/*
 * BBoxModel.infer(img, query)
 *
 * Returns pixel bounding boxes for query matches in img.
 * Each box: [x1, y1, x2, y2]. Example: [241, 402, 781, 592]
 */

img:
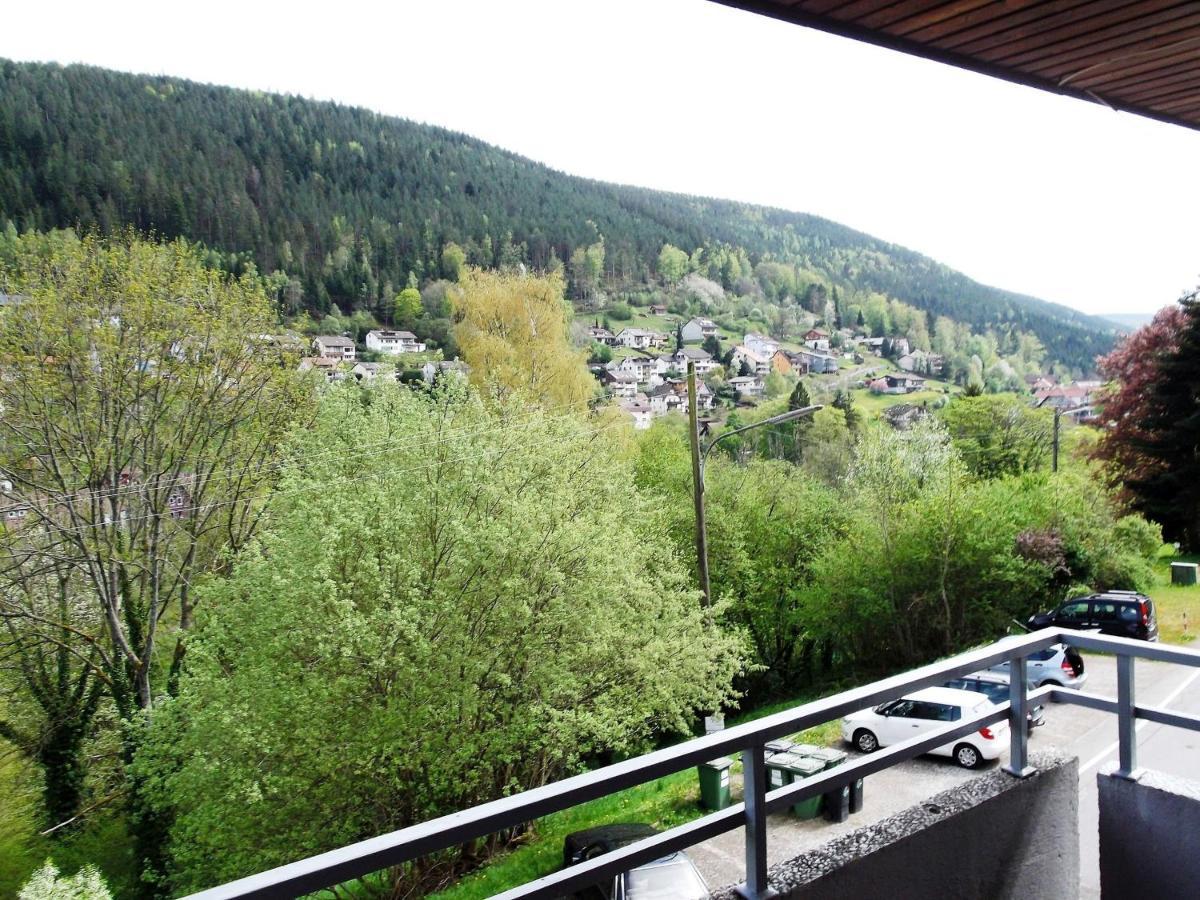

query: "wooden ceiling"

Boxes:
[711, 1, 1200, 131]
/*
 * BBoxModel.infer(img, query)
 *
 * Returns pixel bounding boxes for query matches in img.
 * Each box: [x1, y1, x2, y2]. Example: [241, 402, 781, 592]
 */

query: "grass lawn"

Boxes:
[1147, 552, 1200, 645]
[427, 700, 842, 899]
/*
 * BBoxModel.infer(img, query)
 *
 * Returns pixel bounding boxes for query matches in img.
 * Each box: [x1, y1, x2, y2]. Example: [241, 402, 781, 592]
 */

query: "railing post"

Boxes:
[736, 744, 777, 900]
[1004, 653, 1035, 777]
[1116, 653, 1142, 780]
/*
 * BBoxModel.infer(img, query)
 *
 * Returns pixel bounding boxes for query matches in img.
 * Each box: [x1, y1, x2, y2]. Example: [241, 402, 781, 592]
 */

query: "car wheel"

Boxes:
[954, 743, 981, 769]
[854, 729, 879, 753]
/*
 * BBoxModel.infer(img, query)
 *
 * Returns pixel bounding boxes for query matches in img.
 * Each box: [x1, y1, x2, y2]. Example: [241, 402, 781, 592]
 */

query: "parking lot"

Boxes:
[688, 649, 1200, 895]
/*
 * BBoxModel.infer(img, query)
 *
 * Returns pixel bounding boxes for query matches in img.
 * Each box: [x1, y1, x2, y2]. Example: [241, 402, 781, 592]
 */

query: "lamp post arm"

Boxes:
[701, 404, 823, 472]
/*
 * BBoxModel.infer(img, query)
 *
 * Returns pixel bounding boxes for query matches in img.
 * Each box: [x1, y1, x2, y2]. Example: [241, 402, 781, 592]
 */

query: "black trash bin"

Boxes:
[849, 777, 864, 814]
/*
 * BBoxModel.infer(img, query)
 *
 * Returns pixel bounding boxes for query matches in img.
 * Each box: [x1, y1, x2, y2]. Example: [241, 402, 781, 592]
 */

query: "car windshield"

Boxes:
[626, 857, 708, 900]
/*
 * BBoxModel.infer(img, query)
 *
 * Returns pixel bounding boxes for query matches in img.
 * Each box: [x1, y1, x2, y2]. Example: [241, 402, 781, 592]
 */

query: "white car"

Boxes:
[841, 686, 1008, 769]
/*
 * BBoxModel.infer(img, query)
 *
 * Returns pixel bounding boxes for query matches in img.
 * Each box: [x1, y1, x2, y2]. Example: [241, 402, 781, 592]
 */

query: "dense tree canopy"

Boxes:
[145, 383, 744, 895]
[0, 59, 1114, 368]
[1094, 293, 1200, 547]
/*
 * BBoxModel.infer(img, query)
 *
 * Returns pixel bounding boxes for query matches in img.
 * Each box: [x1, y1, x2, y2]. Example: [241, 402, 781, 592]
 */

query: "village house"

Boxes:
[619, 398, 654, 431]
[299, 356, 345, 382]
[794, 347, 839, 374]
[771, 349, 811, 376]
[672, 347, 719, 376]
[861, 336, 886, 353]
[351, 362, 384, 381]
[610, 353, 668, 386]
[647, 378, 714, 414]
[897, 349, 944, 375]
[422, 360, 470, 385]
[366, 330, 426, 354]
[743, 332, 780, 358]
[597, 369, 639, 399]
[615, 328, 669, 350]
[312, 335, 356, 360]
[869, 373, 926, 395]
[648, 303, 668, 316]
[727, 375, 764, 399]
[729, 345, 771, 377]
[802, 328, 830, 351]
[587, 325, 617, 346]
[680, 317, 718, 343]
[1034, 382, 1099, 422]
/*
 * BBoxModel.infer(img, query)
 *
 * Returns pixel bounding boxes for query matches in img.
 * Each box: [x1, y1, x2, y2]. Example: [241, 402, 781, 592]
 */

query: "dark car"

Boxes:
[563, 824, 709, 900]
[943, 671, 1045, 734]
[1028, 590, 1158, 641]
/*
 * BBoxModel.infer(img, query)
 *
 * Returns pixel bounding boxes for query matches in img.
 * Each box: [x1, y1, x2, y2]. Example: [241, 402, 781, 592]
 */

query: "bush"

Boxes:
[18, 861, 111, 900]
[608, 303, 633, 321]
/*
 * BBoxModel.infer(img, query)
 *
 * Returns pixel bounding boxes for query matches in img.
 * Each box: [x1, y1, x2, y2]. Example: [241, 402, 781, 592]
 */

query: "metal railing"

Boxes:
[185, 629, 1200, 900]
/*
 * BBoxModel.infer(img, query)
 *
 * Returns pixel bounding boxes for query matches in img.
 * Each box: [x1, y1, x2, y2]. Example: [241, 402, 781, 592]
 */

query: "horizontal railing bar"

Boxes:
[1051, 686, 1200, 734]
[186, 630, 1063, 899]
[1060, 632, 1200, 666]
[490, 805, 744, 900]
[192, 630, 1200, 900]
[1050, 688, 1119, 715]
[496, 701, 1026, 899]
[762, 704, 1008, 815]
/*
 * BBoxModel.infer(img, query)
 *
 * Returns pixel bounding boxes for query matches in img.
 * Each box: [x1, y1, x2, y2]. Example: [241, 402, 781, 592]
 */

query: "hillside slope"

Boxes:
[0, 59, 1114, 367]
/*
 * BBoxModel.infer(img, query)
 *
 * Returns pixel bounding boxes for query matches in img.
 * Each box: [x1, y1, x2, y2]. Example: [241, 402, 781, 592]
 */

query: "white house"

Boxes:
[727, 375, 764, 398]
[611, 354, 668, 386]
[743, 332, 780, 358]
[351, 362, 383, 381]
[620, 399, 654, 430]
[647, 379, 714, 414]
[795, 348, 839, 374]
[680, 317, 718, 343]
[672, 347, 720, 376]
[802, 328, 830, 351]
[366, 330, 426, 354]
[422, 360, 470, 384]
[615, 328, 668, 350]
[730, 345, 771, 377]
[598, 369, 639, 399]
[312, 335, 356, 360]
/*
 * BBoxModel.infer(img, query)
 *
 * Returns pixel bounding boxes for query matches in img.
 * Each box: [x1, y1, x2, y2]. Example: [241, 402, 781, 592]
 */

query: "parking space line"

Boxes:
[1078, 666, 1200, 775]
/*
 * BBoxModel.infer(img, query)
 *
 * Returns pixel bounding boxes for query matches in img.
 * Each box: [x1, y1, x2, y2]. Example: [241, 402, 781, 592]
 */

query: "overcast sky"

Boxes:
[3, 0, 1198, 317]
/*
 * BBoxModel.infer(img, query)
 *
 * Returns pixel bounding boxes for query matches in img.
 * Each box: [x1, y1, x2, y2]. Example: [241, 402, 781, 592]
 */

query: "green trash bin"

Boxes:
[803, 747, 855, 822]
[698, 757, 733, 811]
[790, 743, 821, 757]
[781, 753, 825, 820]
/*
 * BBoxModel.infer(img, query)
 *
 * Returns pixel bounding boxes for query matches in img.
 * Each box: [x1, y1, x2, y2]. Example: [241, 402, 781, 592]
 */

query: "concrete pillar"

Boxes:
[1099, 766, 1200, 899]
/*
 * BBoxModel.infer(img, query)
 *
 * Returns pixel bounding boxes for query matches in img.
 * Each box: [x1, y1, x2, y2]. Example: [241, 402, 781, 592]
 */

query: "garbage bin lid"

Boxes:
[703, 756, 732, 769]
[790, 743, 821, 756]
[806, 746, 846, 759]
[787, 757, 825, 776]
[766, 751, 803, 768]
[765, 739, 796, 753]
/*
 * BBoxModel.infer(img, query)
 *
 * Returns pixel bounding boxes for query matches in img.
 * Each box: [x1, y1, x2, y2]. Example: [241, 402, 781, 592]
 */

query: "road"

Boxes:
[689, 647, 1200, 895]
[1043, 651, 1200, 897]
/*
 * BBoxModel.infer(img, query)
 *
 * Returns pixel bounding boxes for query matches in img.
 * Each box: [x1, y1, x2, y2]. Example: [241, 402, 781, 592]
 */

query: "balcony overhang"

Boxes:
[709, 1, 1200, 133]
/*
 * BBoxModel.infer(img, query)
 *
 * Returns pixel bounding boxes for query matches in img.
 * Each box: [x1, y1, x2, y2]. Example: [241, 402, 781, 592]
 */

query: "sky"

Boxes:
[2, 0, 1198, 318]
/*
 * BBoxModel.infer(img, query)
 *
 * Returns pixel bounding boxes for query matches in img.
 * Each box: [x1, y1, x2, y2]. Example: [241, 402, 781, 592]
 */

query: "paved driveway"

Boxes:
[689, 646, 1200, 895]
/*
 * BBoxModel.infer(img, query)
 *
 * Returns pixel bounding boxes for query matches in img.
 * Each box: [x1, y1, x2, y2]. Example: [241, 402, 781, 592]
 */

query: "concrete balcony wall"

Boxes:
[713, 751, 1078, 900]
[1099, 765, 1200, 899]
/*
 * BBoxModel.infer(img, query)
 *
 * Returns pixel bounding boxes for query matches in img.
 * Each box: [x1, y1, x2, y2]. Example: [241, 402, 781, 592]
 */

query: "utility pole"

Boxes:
[687, 361, 711, 605]
[1052, 407, 1061, 473]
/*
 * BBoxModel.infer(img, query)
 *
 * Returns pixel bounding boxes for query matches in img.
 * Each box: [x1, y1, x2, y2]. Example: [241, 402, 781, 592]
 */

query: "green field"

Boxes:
[1148, 553, 1200, 645]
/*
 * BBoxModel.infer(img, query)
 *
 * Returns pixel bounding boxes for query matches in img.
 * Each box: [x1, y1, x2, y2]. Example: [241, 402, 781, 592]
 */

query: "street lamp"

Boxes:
[686, 361, 821, 605]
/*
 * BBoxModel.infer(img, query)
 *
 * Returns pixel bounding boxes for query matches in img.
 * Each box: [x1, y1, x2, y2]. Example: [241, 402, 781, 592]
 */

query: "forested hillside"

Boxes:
[0, 59, 1114, 367]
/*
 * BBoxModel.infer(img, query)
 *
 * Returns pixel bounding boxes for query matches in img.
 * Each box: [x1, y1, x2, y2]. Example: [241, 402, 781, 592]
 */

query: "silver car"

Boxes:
[988, 642, 1086, 689]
